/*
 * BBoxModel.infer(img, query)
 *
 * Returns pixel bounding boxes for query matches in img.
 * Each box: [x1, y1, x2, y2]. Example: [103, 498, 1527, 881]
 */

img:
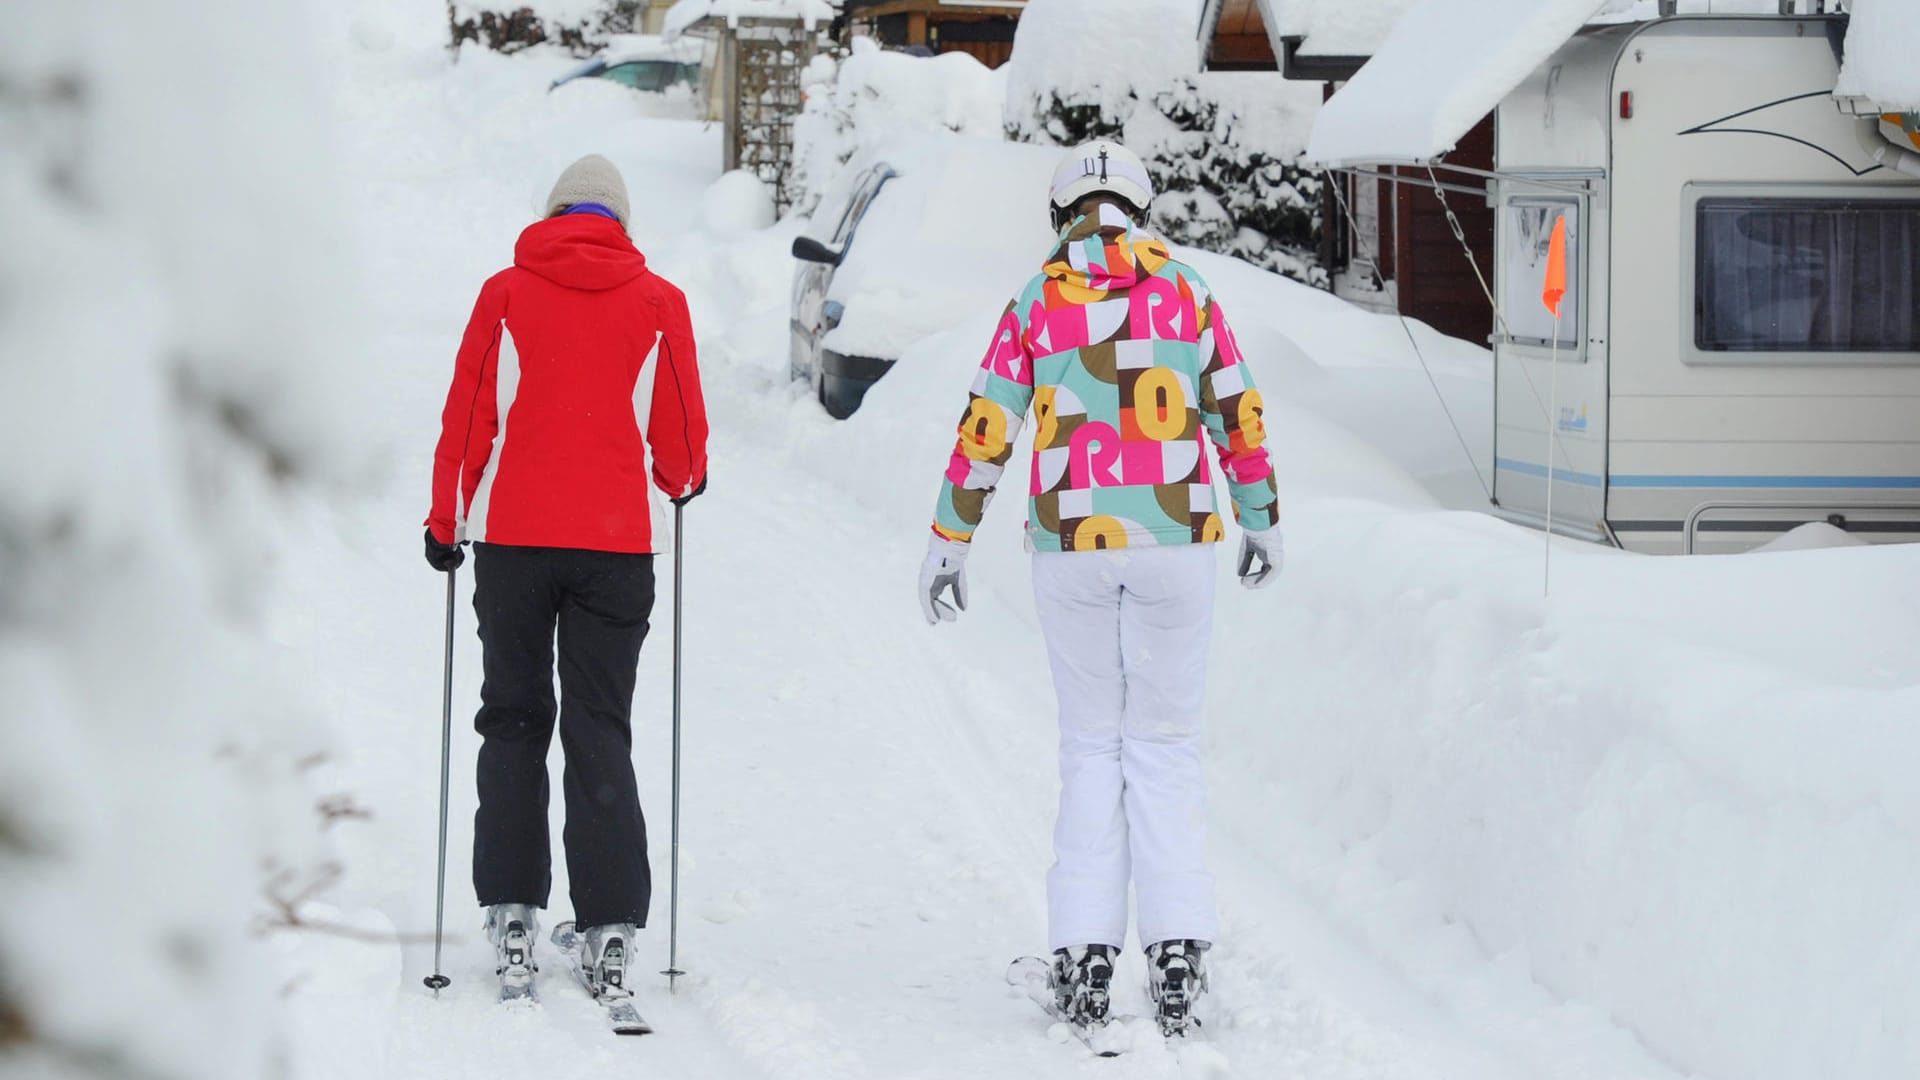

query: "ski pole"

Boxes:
[424, 566, 456, 995]
[663, 502, 687, 990]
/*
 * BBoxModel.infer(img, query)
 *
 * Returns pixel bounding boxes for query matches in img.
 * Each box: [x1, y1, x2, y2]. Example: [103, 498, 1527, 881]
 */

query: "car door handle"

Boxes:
[822, 301, 845, 330]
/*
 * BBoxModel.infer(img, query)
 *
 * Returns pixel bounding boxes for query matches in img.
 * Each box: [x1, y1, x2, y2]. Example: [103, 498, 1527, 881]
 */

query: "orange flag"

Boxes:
[1541, 214, 1568, 317]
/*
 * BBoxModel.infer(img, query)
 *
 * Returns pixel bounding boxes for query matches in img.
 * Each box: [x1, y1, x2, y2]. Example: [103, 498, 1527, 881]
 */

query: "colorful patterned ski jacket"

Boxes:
[931, 204, 1278, 552]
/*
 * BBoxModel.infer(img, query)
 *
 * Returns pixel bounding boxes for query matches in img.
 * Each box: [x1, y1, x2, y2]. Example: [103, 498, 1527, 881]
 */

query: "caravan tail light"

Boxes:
[1620, 91, 1634, 119]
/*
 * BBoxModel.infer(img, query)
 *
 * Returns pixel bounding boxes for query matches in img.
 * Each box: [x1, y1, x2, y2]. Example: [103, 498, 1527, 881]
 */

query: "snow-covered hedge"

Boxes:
[1, 1, 374, 1076]
[448, 0, 643, 55]
[1003, 0, 1326, 284]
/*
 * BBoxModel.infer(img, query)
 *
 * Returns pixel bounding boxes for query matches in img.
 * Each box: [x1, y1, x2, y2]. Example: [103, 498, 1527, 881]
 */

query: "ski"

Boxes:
[551, 921, 653, 1036]
[1006, 956, 1130, 1057]
[497, 972, 537, 1006]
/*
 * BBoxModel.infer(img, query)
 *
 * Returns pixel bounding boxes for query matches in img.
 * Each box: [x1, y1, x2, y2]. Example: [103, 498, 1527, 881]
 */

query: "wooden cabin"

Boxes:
[839, 0, 1025, 68]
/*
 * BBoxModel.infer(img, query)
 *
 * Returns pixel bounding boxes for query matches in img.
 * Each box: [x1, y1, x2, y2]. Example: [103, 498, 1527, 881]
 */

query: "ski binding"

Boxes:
[551, 921, 653, 1036]
[1007, 955, 1131, 1057]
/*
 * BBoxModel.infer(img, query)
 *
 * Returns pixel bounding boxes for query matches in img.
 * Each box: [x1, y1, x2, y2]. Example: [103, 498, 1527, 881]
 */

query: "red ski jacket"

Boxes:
[426, 214, 708, 554]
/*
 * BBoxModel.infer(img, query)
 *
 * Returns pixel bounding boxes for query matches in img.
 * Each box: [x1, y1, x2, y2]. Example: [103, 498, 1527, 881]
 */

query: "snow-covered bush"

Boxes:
[789, 39, 1009, 216]
[0, 2, 374, 1076]
[1002, 0, 1326, 283]
[1133, 77, 1326, 284]
[448, 0, 640, 55]
[1001, 0, 1201, 143]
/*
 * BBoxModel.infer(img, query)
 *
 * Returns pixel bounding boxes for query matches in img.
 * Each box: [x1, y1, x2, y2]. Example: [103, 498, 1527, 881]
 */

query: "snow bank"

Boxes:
[1753, 521, 1873, 552]
[799, 163, 1920, 1078]
[1306, 0, 1609, 165]
[790, 39, 1008, 215]
[1835, 0, 1920, 111]
[1003, 0, 1205, 140]
[703, 169, 777, 235]
[1210, 516, 1920, 1080]
[1, 0, 373, 1076]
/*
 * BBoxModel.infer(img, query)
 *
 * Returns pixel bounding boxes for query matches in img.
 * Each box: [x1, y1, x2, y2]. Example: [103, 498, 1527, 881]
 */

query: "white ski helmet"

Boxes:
[1048, 140, 1154, 220]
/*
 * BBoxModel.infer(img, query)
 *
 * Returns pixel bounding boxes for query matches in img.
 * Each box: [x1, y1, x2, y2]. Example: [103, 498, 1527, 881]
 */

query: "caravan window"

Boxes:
[1695, 198, 1920, 355]
[1500, 200, 1579, 350]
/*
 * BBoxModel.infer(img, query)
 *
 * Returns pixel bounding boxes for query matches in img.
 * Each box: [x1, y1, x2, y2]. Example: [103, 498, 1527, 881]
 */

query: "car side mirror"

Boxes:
[791, 236, 844, 266]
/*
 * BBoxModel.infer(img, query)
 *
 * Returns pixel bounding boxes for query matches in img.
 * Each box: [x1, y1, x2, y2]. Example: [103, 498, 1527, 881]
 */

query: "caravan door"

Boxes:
[1492, 183, 1610, 539]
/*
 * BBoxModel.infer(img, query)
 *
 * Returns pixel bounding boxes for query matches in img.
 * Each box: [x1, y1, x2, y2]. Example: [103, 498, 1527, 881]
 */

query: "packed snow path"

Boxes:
[266, 25, 1920, 1080]
[279, 414, 1678, 1079]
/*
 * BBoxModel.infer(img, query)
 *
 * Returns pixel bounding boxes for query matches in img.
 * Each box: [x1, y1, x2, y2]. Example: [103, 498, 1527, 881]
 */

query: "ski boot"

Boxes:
[581, 923, 638, 1001]
[1049, 944, 1117, 1028]
[485, 903, 539, 1003]
[1146, 939, 1210, 1037]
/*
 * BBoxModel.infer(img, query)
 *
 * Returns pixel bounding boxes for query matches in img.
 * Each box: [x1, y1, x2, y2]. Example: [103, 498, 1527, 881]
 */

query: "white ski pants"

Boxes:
[1032, 544, 1217, 952]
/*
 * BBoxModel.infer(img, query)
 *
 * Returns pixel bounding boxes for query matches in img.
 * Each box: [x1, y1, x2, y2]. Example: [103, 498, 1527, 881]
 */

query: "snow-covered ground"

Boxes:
[253, 7, 1920, 1080]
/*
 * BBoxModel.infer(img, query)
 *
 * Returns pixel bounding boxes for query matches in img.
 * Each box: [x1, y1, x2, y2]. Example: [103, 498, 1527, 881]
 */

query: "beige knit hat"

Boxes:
[545, 154, 630, 227]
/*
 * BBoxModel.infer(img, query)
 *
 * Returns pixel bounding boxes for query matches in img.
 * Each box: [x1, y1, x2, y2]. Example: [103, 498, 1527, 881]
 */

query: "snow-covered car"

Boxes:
[788, 135, 1058, 418]
[550, 36, 702, 94]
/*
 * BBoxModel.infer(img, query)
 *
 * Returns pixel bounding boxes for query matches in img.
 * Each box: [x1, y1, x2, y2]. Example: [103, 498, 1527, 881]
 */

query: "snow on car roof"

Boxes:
[597, 34, 704, 63]
[819, 135, 1059, 361]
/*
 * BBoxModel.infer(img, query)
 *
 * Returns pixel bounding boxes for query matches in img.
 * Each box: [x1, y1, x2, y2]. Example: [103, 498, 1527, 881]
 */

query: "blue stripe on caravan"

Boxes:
[1494, 457, 1605, 488]
[1609, 474, 1920, 489]
[1497, 458, 1920, 490]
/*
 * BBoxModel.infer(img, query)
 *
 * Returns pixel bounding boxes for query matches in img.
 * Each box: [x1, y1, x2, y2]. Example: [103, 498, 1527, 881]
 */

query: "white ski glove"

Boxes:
[1237, 526, 1283, 590]
[919, 535, 970, 624]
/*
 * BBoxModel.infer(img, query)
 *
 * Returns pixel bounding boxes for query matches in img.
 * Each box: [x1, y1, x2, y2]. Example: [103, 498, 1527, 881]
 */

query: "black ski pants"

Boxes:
[471, 542, 654, 929]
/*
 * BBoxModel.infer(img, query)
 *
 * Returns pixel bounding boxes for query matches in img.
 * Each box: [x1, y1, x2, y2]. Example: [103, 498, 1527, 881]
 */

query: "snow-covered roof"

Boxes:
[1268, 0, 1770, 63]
[663, 0, 836, 38]
[1306, 0, 1608, 166]
[1262, 0, 1422, 59]
[1834, 0, 1920, 113]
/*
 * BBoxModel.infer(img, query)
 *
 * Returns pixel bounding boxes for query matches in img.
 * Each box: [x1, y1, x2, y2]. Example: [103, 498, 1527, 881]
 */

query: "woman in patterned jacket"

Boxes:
[917, 140, 1282, 1040]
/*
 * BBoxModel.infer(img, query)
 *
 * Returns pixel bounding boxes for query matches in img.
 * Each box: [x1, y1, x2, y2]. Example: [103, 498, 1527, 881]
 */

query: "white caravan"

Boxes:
[1309, 4, 1920, 554]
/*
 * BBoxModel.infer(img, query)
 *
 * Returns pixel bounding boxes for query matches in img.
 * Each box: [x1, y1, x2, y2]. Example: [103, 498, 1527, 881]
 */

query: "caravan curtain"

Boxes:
[1696, 199, 1920, 354]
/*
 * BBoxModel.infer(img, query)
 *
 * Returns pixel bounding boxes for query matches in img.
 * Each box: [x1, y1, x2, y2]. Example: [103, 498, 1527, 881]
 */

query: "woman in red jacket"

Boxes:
[422, 154, 708, 1004]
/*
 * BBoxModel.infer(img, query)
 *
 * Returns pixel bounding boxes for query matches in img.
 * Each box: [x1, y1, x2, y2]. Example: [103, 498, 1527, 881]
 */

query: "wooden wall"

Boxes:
[1387, 116, 1496, 345]
[1207, 0, 1277, 70]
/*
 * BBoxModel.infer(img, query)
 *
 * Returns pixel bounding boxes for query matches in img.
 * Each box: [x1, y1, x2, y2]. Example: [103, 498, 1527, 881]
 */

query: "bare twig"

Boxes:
[315, 794, 373, 829]
[256, 862, 445, 946]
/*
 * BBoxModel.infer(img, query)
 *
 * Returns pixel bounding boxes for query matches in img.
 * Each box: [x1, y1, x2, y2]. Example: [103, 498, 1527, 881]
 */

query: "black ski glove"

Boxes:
[671, 473, 708, 507]
[424, 527, 465, 572]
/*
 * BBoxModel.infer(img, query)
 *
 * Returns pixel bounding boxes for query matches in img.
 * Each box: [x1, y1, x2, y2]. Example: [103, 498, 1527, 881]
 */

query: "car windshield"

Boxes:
[602, 61, 678, 92]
